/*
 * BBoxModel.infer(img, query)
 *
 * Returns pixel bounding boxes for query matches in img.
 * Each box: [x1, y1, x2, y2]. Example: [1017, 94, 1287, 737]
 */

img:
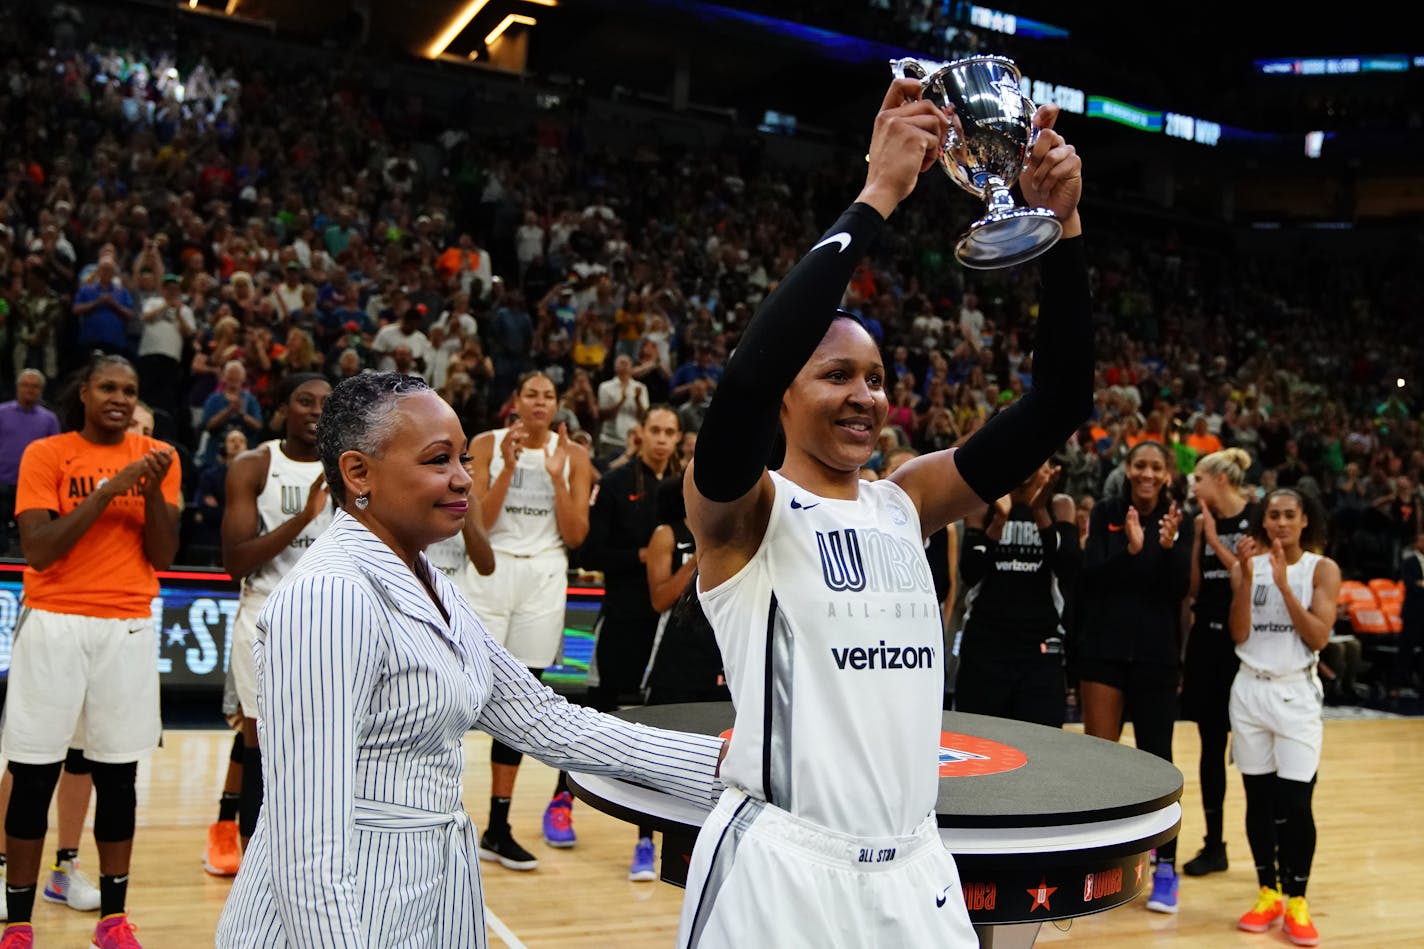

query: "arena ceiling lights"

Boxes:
[424, 0, 555, 62]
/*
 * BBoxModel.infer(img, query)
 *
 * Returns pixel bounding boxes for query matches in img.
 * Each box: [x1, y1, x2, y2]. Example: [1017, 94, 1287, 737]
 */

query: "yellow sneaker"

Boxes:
[1238, 886, 1284, 932]
[1284, 895, 1320, 946]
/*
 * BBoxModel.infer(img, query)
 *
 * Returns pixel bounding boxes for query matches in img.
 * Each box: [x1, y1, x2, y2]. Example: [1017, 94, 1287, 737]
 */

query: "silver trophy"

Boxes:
[891, 55, 1061, 269]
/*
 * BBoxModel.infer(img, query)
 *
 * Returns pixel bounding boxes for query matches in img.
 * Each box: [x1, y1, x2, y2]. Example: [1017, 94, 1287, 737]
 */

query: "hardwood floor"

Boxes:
[11, 717, 1422, 947]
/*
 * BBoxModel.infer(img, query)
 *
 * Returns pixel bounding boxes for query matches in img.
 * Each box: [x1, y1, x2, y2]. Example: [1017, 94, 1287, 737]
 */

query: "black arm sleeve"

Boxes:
[692, 202, 886, 502]
[953, 236, 1093, 503]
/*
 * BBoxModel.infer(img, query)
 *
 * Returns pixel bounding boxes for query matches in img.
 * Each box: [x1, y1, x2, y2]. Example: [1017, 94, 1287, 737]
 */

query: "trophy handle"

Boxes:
[891, 57, 930, 82]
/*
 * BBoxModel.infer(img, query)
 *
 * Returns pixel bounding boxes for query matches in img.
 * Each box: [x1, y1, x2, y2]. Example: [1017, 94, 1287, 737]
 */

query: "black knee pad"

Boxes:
[230, 731, 245, 765]
[240, 746, 263, 840]
[90, 761, 139, 842]
[490, 739, 523, 767]
[63, 748, 94, 775]
[5, 760, 63, 840]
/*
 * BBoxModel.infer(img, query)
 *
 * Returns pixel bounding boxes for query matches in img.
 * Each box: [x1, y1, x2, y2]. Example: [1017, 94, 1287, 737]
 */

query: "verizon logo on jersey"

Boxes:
[831, 640, 936, 671]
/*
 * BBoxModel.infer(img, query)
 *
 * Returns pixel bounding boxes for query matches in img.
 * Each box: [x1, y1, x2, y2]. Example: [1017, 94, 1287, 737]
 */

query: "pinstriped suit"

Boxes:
[216, 511, 723, 948]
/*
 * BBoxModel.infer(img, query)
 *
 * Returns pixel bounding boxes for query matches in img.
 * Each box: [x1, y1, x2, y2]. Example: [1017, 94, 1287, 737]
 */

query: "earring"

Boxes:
[354, 493, 370, 510]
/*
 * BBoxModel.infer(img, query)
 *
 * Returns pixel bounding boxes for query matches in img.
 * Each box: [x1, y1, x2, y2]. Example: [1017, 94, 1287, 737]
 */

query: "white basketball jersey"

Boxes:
[426, 530, 482, 604]
[699, 471, 942, 838]
[1236, 551, 1322, 675]
[485, 429, 569, 558]
[242, 442, 332, 597]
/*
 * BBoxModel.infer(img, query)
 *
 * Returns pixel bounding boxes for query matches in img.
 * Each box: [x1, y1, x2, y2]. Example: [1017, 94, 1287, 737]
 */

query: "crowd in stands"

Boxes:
[0, 2, 1421, 599]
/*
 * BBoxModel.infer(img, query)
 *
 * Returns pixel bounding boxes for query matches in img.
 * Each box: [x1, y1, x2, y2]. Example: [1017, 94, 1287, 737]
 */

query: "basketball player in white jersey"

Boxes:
[680, 79, 1091, 947]
[1229, 488, 1339, 946]
[220, 374, 333, 856]
[465, 371, 593, 868]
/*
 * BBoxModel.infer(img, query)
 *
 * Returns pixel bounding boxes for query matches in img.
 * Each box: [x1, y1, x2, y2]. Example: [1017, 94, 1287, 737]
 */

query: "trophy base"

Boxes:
[955, 209, 1062, 270]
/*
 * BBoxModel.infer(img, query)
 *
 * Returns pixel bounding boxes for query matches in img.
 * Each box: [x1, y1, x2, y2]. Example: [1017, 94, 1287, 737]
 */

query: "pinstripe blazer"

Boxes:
[216, 510, 723, 948]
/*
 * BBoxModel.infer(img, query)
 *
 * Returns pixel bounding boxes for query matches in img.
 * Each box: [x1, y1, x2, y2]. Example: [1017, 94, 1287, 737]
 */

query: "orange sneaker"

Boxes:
[204, 819, 242, 876]
[1284, 895, 1320, 946]
[1238, 886, 1285, 932]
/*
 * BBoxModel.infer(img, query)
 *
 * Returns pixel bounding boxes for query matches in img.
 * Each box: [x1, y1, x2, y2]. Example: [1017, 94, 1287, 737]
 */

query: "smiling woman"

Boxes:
[1076, 438, 1193, 911]
[678, 77, 1092, 947]
[5, 353, 182, 947]
[215, 371, 722, 948]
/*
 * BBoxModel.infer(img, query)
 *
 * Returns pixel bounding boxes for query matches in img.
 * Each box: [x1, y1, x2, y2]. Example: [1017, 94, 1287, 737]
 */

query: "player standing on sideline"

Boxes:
[678, 78, 1091, 946]
[954, 461, 1079, 727]
[1229, 488, 1338, 947]
[3, 354, 180, 949]
[217, 374, 333, 868]
[463, 371, 593, 868]
[1180, 448, 1259, 876]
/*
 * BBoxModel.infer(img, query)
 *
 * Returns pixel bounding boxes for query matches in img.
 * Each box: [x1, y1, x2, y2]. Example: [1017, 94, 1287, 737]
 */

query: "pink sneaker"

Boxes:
[1, 924, 34, 949]
[92, 913, 143, 949]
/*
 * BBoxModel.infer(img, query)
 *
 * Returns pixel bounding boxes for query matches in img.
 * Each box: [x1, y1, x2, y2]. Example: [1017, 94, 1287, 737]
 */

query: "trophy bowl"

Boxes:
[892, 54, 1061, 270]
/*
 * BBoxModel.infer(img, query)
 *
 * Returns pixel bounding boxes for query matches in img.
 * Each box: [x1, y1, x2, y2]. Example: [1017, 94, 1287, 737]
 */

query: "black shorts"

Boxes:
[1179, 619, 1239, 729]
[1076, 657, 1180, 694]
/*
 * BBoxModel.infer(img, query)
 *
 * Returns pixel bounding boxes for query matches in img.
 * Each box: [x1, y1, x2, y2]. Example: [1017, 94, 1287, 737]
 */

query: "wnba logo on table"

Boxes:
[938, 732, 1029, 777]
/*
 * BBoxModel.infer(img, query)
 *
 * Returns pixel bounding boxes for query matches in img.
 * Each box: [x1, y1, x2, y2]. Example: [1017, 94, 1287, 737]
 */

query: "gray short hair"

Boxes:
[317, 372, 431, 505]
[17, 368, 45, 386]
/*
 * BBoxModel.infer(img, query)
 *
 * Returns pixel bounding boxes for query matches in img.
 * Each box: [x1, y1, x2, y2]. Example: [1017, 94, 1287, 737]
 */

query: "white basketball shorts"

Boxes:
[1, 607, 161, 764]
[459, 550, 568, 669]
[677, 787, 978, 949]
[230, 587, 268, 717]
[1229, 666, 1324, 782]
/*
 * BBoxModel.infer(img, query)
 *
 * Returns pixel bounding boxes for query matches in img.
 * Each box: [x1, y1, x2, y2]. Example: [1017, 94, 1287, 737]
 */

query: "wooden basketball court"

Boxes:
[17, 716, 1423, 947]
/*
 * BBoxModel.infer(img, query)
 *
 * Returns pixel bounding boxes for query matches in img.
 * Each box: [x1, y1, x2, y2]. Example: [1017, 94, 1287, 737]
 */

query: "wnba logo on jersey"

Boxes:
[1253, 583, 1270, 607]
[280, 485, 304, 516]
[817, 529, 865, 592]
[815, 529, 934, 594]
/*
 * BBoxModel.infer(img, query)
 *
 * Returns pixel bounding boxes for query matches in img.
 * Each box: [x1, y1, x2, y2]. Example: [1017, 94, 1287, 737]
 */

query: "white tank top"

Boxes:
[242, 441, 332, 597]
[485, 429, 570, 558]
[1236, 550, 1322, 674]
[699, 471, 942, 837]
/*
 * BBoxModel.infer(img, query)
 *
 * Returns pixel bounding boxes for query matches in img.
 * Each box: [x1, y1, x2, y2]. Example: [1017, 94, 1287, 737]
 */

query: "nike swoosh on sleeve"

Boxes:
[810, 232, 852, 254]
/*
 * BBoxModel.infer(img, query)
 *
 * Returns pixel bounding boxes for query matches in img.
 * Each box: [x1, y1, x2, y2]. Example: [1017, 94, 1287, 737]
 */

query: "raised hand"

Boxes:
[140, 448, 174, 497]
[545, 423, 570, 478]
[1019, 104, 1083, 235]
[1027, 464, 1061, 509]
[501, 419, 527, 468]
[303, 472, 329, 522]
[1158, 500, 1182, 549]
[1269, 538, 1290, 590]
[1125, 506, 1144, 554]
[858, 77, 951, 217]
[1201, 505, 1218, 545]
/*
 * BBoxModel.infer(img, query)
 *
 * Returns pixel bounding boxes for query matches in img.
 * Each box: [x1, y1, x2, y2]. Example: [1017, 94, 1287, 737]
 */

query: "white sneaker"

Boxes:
[42, 857, 101, 912]
[1, 864, 8, 921]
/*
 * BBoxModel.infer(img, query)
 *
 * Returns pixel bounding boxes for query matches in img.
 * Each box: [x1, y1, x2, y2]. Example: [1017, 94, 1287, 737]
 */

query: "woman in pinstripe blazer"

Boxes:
[216, 373, 725, 949]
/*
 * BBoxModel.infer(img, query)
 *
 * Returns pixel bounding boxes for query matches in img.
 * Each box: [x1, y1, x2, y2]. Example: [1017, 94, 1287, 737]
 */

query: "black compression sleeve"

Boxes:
[953, 236, 1093, 503]
[693, 202, 886, 502]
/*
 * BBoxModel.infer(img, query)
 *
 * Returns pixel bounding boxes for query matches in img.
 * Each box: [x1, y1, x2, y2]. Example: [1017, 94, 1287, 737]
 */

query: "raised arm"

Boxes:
[891, 104, 1091, 536]
[222, 449, 328, 579]
[688, 77, 948, 587]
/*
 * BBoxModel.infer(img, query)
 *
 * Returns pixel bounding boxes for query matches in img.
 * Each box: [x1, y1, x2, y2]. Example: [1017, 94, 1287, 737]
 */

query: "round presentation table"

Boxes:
[568, 704, 1182, 948]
